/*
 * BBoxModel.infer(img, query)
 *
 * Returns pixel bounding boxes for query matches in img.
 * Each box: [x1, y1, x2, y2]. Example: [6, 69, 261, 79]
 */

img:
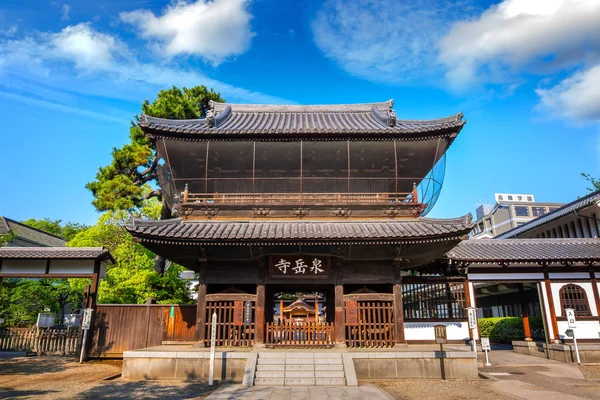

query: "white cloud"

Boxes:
[50, 23, 123, 70]
[311, 0, 475, 84]
[536, 65, 600, 122]
[438, 0, 600, 89]
[120, 0, 254, 64]
[61, 4, 70, 21]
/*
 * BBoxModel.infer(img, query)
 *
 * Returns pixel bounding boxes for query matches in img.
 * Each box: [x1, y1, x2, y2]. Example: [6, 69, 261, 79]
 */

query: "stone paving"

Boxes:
[206, 384, 394, 400]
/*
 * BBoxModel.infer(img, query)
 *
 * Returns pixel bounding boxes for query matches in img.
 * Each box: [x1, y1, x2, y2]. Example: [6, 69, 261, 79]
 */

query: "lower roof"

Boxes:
[127, 216, 474, 245]
[0, 217, 66, 247]
[447, 238, 600, 263]
[0, 247, 114, 262]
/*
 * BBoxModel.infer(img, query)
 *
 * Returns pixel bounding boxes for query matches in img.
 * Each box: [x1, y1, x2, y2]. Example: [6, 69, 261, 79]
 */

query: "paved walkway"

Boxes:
[206, 384, 393, 400]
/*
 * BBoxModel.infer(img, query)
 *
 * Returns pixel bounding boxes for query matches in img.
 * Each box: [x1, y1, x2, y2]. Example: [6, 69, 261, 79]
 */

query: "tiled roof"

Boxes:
[0, 217, 66, 247]
[447, 238, 600, 262]
[496, 190, 600, 239]
[0, 247, 113, 261]
[138, 100, 465, 139]
[127, 216, 474, 244]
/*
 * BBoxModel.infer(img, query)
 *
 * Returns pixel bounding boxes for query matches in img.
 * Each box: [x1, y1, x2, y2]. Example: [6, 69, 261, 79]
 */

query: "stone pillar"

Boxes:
[334, 262, 346, 347]
[194, 262, 208, 346]
[518, 283, 532, 341]
[393, 262, 405, 345]
[255, 264, 266, 346]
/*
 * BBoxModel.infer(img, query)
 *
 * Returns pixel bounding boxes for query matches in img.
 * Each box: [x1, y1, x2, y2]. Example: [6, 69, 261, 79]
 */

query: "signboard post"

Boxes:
[467, 307, 478, 354]
[208, 312, 217, 385]
[481, 337, 491, 366]
[565, 308, 580, 365]
[244, 301, 252, 326]
[79, 308, 93, 363]
[434, 324, 447, 380]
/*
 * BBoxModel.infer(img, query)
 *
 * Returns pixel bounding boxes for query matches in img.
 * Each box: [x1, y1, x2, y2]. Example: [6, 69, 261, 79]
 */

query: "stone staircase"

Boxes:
[254, 352, 346, 386]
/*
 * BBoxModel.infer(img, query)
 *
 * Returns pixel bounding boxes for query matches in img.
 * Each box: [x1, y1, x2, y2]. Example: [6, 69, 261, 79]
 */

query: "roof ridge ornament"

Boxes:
[207, 100, 216, 128]
[388, 99, 396, 127]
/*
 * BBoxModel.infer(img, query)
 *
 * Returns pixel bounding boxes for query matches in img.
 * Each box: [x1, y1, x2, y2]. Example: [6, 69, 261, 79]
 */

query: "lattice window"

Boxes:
[559, 284, 591, 317]
[402, 282, 466, 320]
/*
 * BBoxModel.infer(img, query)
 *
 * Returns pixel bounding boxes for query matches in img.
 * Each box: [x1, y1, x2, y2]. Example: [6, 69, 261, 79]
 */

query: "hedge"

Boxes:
[478, 317, 545, 344]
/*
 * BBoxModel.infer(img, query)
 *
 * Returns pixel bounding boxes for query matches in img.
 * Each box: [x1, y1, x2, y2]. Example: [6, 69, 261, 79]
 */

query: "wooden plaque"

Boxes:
[269, 255, 331, 279]
[345, 300, 359, 326]
[233, 301, 244, 326]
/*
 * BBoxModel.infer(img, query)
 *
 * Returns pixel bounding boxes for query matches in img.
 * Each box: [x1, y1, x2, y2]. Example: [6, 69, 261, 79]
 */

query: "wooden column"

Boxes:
[543, 269, 559, 342]
[393, 263, 405, 345]
[255, 264, 266, 346]
[334, 262, 346, 347]
[589, 266, 600, 319]
[314, 293, 319, 323]
[86, 259, 102, 309]
[194, 262, 208, 346]
[518, 283, 532, 341]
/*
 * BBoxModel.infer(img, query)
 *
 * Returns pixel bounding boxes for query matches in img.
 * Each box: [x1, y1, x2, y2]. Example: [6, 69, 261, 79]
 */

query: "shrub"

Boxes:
[478, 317, 545, 344]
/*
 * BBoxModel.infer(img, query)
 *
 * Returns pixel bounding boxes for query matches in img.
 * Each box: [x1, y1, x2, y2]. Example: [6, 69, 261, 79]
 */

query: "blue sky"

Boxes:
[1, 0, 599, 225]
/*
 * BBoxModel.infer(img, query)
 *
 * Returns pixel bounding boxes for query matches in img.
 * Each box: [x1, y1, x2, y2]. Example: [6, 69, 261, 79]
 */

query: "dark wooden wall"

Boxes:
[88, 304, 196, 358]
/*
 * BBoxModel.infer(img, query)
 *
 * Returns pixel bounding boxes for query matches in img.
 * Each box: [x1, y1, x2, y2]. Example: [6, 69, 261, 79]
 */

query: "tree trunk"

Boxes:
[153, 201, 172, 275]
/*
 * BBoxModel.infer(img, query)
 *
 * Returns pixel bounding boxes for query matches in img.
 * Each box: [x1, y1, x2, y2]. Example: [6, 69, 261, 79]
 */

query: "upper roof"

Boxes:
[127, 216, 473, 245]
[0, 247, 114, 262]
[0, 217, 67, 247]
[496, 190, 600, 239]
[447, 238, 600, 263]
[138, 100, 466, 140]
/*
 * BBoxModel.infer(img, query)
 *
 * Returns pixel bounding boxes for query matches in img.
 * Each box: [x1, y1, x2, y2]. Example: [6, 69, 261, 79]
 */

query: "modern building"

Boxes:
[471, 193, 564, 239]
[0, 216, 66, 247]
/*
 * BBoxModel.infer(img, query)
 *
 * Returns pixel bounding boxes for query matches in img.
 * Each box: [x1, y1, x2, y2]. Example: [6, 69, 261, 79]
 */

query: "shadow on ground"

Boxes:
[0, 357, 69, 375]
[0, 387, 60, 398]
[73, 381, 217, 399]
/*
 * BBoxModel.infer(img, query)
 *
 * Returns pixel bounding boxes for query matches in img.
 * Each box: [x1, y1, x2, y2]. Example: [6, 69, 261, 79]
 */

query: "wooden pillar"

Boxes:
[393, 263, 405, 345]
[543, 269, 559, 342]
[86, 259, 102, 309]
[279, 299, 284, 323]
[334, 262, 346, 347]
[194, 262, 208, 345]
[518, 283, 532, 341]
[464, 280, 473, 340]
[255, 264, 266, 346]
[314, 293, 319, 323]
[589, 266, 600, 319]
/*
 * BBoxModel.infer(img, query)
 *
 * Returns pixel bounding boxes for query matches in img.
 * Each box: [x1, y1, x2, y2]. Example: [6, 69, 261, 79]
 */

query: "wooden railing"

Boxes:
[266, 321, 334, 347]
[345, 301, 394, 348]
[184, 192, 416, 206]
[205, 300, 255, 347]
[0, 328, 81, 355]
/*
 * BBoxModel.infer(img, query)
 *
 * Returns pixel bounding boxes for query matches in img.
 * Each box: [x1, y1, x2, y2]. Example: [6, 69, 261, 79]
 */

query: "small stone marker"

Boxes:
[434, 324, 447, 380]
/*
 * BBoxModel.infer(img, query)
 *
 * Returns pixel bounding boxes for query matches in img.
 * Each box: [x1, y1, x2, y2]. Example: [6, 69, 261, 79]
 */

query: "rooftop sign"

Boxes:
[494, 193, 535, 203]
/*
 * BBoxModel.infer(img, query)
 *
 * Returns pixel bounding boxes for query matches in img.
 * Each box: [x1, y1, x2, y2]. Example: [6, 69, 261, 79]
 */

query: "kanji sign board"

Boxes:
[269, 255, 331, 279]
[82, 308, 93, 330]
[565, 308, 577, 329]
[481, 337, 491, 351]
[467, 308, 478, 330]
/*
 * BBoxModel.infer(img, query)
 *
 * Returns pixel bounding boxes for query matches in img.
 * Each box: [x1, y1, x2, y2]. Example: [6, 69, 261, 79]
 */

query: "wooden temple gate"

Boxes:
[203, 291, 256, 347]
[345, 290, 395, 347]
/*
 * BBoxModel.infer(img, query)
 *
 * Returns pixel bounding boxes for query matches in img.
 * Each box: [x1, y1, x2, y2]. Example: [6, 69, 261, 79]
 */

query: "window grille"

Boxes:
[402, 282, 466, 320]
[559, 284, 591, 317]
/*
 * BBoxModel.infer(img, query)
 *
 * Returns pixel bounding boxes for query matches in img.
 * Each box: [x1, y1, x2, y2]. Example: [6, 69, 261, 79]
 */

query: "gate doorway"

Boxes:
[265, 285, 334, 347]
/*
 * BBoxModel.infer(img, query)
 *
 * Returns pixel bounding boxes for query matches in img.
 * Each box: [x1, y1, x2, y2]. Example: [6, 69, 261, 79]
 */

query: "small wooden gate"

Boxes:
[204, 291, 256, 347]
[266, 321, 334, 347]
[344, 291, 394, 347]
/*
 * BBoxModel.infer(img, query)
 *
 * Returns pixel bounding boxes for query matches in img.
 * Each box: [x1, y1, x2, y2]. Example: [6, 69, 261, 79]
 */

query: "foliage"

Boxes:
[581, 173, 600, 192]
[478, 317, 545, 344]
[86, 85, 224, 213]
[21, 218, 88, 242]
[0, 232, 14, 247]
[68, 206, 193, 305]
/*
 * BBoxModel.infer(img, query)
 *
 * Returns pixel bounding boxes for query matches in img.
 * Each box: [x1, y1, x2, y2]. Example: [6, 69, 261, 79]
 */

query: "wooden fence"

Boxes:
[266, 321, 334, 347]
[204, 300, 255, 347]
[88, 304, 196, 358]
[345, 301, 394, 347]
[0, 328, 81, 355]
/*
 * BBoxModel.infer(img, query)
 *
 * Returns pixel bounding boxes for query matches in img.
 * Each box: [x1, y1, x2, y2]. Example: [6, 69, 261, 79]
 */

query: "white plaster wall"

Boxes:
[49, 259, 95, 275]
[559, 320, 600, 340]
[404, 322, 470, 341]
[468, 273, 544, 281]
[550, 282, 598, 317]
[0, 259, 46, 274]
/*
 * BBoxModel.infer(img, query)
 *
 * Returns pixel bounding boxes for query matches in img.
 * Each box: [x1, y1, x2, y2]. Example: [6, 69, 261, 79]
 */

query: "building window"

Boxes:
[403, 282, 466, 320]
[514, 206, 529, 217]
[559, 284, 591, 317]
[485, 218, 493, 232]
[549, 207, 559, 212]
[532, 207, 546, 217]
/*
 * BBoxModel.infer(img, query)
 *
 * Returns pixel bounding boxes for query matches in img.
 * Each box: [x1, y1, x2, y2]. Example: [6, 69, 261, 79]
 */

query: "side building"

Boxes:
[0, 216, 66, 247]
[471, 193, 563, 239]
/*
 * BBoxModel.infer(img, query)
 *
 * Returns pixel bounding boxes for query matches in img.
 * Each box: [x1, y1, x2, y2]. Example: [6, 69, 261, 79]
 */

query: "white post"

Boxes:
[208, 312, 217, 385]
[572, 329, 581, 365]
[484, 349, 491, 366]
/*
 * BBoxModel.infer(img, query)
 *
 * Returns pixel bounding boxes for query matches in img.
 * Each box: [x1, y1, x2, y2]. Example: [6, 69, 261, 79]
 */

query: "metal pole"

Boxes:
[79, 328, 87, 363]
[440, 343, 446, 380]
[573, 330, 581, 365]
[484, 349, 491, 367]
[208, 312, 217, 385]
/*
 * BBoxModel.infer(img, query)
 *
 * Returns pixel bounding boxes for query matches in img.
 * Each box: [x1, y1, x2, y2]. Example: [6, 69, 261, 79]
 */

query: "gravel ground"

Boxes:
[374, 379, 513, 400]
[0, 356, 218, 399]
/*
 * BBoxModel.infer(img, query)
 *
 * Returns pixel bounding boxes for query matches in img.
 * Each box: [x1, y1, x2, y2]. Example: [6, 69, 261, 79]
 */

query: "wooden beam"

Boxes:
[334, 262, 345, 347]
[543, 269, 559, 342]
[393, 264, 405, 345]
[518, 283, 532, 341]
[195, 263, 208, 345]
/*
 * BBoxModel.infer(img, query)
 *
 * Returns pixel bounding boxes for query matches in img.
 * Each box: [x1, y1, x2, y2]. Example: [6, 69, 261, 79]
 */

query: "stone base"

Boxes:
[512, 340, 600, 363]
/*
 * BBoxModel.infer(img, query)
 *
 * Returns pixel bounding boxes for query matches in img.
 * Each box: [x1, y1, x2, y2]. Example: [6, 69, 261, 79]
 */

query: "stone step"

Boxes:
[315, 364, 343, 371]
[284, 364, 315, 371]
[311, 358, 343, 365]
[315, 371, 345, 378]
[285, 378, 315, 386]
[256, 364, 285, 371]
[254, 378, 285, 386]
[316, 378, 346, 386]
[255, 371, 285, 378]
[257, 358, 285, 365]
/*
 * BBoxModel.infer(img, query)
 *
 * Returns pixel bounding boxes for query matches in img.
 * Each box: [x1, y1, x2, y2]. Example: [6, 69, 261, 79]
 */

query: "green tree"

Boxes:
[86, 85, 224, 274]
[21, 218, 88, 241]
[581, 173, 600, 192]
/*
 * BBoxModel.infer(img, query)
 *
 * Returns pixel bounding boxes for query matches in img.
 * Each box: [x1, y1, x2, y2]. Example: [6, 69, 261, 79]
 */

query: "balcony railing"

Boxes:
[183, 192, 418, 206]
